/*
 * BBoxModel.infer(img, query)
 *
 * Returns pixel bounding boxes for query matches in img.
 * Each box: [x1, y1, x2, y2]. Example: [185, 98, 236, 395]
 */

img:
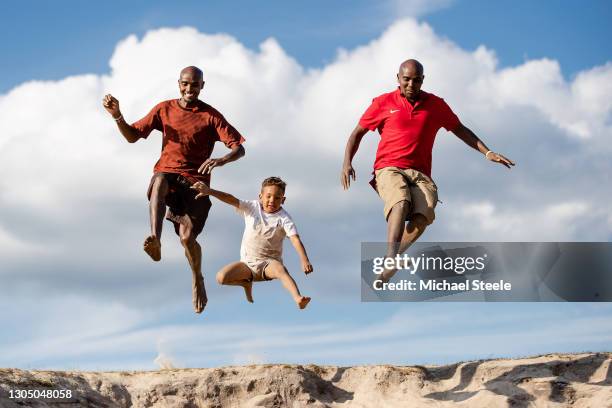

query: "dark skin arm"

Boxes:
[102, 94, 141, 143]
[103, 93, 246, 168]
[452, 123, 515, 169]
[191, 182, 240, 207]
[198, 144, 245, 174]
[341, 124, 369, 189]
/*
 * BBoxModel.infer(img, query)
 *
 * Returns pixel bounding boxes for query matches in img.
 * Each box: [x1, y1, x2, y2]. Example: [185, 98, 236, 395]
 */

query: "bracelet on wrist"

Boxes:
[113, 114, 123, 122]
[485, 150, 493, 159]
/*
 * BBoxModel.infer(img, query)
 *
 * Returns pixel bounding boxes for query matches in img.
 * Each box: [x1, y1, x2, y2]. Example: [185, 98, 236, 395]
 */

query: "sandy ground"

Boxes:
[0, 352, 610, 407]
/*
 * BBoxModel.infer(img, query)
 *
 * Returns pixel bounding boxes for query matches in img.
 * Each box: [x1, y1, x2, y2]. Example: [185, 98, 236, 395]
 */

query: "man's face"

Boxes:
[178, 71, 204, 104]
[259, 185, 285, 213]
[397, 65, 424, 100]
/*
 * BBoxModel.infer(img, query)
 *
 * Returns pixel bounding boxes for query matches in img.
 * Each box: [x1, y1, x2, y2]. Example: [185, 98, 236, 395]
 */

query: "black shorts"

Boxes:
[147, 173, 212, 237]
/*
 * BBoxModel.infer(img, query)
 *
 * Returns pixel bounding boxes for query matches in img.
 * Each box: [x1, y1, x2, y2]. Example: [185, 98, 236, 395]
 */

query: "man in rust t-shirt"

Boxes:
[103, 66, 245, 314]
[341, 59, 514, 283]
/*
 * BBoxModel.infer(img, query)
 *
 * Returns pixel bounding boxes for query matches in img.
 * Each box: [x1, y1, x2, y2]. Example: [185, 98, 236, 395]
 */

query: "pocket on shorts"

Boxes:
[375, 167, 410, 200]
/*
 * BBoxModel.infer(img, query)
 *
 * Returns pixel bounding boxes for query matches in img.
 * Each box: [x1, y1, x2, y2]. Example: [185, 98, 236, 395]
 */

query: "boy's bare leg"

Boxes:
[216, 262, 255, 303]
[179, 224, 206, 314]
[145, 174, 168, 262]
[380, 213, 429, 283]
[264, 260, 310, 309]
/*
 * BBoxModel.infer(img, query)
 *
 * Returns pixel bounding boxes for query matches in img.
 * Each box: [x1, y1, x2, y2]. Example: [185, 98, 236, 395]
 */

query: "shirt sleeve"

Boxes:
[212, 113, 245, 149]
[358, 97, 384, 131]
[283, 215, 298, 237]
[236, 199, 256, 217]
[438, 98, 461, 132]
[131, 102, 164, 139]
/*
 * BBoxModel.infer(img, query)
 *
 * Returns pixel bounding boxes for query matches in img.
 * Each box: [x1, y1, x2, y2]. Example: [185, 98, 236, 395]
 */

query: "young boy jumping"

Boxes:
[191, 177, 313, 309]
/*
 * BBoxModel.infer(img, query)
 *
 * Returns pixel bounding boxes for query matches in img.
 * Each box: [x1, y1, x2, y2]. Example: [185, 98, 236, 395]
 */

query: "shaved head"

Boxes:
[178, 66, 205, 107]
[180, 66, 204, 82]
[398, 59, 424, 75]
[397, 59, 425, 102]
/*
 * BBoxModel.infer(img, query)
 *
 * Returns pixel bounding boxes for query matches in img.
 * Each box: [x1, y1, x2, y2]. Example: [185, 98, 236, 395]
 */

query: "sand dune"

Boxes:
[1, 353, 610, 407]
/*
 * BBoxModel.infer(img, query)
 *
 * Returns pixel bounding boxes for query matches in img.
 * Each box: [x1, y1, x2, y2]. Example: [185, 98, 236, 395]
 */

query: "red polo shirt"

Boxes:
[132, 99, 245, 184]
[359, 89, 460, 177]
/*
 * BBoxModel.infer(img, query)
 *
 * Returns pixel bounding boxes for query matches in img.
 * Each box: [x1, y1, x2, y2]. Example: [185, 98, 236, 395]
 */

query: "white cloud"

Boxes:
[0, 226, 51, 259]
[0, 19, 609, 281]
[0, 19, 611, 368]
[477, 59, 612, 140]
[445, 200, 604, 241]
[1, 19, 610, 245]
[4, 302, 611, 369]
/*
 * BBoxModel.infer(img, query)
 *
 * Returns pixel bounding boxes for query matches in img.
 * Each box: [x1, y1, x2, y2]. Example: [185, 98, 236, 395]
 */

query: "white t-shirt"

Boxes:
[237, 200, 298, 263]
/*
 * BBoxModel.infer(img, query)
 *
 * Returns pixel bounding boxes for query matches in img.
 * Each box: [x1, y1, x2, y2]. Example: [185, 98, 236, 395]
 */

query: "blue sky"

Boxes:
[1, 1, 611, 370]
[2, 0, 610, 93]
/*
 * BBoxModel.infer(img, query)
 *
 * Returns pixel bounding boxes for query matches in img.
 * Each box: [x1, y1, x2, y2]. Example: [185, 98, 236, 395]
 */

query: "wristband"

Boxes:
[113, 115, 123, 122]
[485, 150, 493, 159]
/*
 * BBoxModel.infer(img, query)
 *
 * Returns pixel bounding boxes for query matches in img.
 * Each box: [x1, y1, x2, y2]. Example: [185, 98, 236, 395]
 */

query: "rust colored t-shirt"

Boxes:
[359, 89, 460, 178]
[132, 99, 245, 184]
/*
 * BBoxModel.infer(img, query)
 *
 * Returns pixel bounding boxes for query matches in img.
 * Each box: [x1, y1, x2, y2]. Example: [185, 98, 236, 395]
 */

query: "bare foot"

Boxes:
[296, 296, 311, 310]
[143, 236, 161, 262]
[379, 258, 410, 283]
[380, 268, 398, 283]
[242, 281, 254, 303]
[193, 273, 207, 314]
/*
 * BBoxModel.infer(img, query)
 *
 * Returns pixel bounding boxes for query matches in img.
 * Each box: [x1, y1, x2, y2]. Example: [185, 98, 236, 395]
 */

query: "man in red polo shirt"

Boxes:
[103, 66, 245, 314]
[341, 59, 514, 282]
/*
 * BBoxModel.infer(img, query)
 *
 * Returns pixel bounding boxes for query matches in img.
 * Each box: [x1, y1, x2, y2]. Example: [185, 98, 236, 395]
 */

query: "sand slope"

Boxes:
[0, 353, 610, 407]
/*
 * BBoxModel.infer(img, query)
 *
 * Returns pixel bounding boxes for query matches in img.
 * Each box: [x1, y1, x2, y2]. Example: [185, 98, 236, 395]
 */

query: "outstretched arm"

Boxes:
[341, 124, 369, 189]
[191, 182, 240, 208]
[289, 235, 313, 275]
[452, 123, 515, 169]
[102, 94, 141, 143]
[198, 144, 245, 174]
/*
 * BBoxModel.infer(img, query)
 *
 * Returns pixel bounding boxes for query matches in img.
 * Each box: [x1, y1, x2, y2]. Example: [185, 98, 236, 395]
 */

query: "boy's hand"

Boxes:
[191, 181, 211, 199]
[302, 260, 313, 275]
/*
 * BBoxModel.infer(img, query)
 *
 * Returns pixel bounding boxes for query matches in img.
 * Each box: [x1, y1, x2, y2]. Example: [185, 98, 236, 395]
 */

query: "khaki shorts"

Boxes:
[374, 167, 438, 224]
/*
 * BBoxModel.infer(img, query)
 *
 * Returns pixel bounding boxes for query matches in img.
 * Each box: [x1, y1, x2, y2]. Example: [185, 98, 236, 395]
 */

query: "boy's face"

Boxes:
[259, 185, 285, 213]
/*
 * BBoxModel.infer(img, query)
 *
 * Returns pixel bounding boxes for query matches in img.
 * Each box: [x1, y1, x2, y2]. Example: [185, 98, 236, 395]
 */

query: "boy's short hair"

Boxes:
[261, 176, 286, 194]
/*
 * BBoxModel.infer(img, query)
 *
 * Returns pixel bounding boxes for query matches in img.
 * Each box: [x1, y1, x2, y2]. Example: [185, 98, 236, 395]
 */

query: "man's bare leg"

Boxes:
[385, 200, 411, 257]
[380, 213, 429, 283]
[216, 262, 255, 303]
[399, 214, 429, 253]
[145, 174, 168, 262]
[264, 260, 310, 309]
[179, 224, 206, 313]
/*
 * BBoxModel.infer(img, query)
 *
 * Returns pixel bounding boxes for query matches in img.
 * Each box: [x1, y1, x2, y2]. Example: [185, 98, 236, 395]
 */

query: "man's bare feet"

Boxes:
[242, 281, 254, 303]
[380, 268, 398, 283]
[143, 236, 161, 262]
[296, 296, 311, 309]
[379, 256, 410, 283]
[193, 273, 207, 314]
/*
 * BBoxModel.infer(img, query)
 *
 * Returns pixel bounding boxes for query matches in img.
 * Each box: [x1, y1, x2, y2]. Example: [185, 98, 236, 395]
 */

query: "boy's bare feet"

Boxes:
[193, 272, 207, 314]
[242, 281, 254, 303]
[296, 296, 311, 309]
[143, 236, 161, 261]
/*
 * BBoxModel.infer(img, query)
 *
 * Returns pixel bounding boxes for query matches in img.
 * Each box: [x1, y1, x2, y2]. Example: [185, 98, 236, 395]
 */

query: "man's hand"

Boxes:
[486, 151, 515, 169]
[198, 158, 226, 174]
[341, 162, 356, 190]
[191, 181, 211, 199]
[102, 94, 121, 119]
[302, 259, 313, 275]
